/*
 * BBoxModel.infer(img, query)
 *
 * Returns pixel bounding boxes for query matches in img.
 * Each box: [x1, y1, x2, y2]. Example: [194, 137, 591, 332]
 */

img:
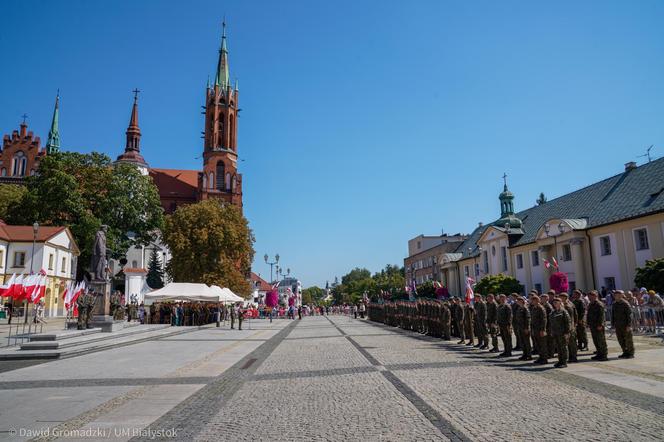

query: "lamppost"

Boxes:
[25, 221, 39, 324]
[264, 253, 279, 283]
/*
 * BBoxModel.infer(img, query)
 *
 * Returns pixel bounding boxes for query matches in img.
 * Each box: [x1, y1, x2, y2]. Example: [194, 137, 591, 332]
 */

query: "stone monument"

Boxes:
[89, 225, 123, 331]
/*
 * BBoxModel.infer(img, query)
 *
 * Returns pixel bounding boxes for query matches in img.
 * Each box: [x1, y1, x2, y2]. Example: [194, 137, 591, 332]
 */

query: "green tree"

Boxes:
[416, 281, 436, 298]
[146, 248, 165, 289]
[634, 258, 664, 294]
[536, 192, 547, 205]
[7, 152, 164, 277]
[474, 274, 524, 296]
[0, 185, 27, 220]
[302, 286, 325, 305]
[162, 200, 255, 297]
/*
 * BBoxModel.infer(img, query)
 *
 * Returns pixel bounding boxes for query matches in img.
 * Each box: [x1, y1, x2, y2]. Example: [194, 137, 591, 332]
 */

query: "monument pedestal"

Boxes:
[89, 280, 125, 332]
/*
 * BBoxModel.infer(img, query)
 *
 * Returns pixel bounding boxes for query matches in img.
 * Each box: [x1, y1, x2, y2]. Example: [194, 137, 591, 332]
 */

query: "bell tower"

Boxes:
[200, 20, 242, 207]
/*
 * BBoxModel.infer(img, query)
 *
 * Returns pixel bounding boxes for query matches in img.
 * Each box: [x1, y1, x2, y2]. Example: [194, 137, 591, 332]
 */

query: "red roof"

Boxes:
[150, 168, 199, 200]
[0, 223, 67, 242]
[250, 272, 272, 291]
[124, 267, 148, 274]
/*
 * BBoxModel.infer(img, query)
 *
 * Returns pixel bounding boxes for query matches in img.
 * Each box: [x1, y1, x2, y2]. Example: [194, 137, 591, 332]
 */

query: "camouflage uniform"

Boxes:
[587, 298, 608, 360]
[463, 303, 475, 345]
[475, 298, 489, 349]
[612, 298, 635, 358]
[531, 303, 548, 364]
[514, 301, 532, 359]
[550, 306, 571, 367]
[441, 301, 451, 340]
[497, 302, 513, 356]
[486, 299, 499, 352]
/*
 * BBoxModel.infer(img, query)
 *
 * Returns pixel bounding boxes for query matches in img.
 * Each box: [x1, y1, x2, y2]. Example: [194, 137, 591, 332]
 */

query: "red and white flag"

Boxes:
[465, 276, 475, 305]
[31, 274, 48, 304]
[61, 280, 72, 302]
[10, 274, 25, 301]
[543, 259, 551, 269]
[0, 273, 16, 297]
[433, 281, 442, 288]
[23, 274, 39, 302]
[551, 257, 559, 270]
[70, 281, 85, 307]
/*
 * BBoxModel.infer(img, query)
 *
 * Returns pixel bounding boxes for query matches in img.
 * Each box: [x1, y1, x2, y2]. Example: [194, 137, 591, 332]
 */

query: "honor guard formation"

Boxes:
[368, 289, 636, 368]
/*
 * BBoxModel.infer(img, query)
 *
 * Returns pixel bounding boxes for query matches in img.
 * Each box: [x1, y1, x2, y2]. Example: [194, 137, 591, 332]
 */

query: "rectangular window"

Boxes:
[483, 251, 489, 273]
[474, 263, 480, 277]
[13, 252, 25, 267]
[0, 250, 3, 268]
[61, 257, 67, 273]
[604, 277, 616, 290]
[600, 236, 611, 256]
[48, 254, 54, 270]
[562, 244, 572, 261]
[531, 251, 539, 267]
[516, 254, 524, 269]
[634, 228, 649, 251]
[534, 283, 542, 294]
[501, 246, 508, 271]
[464, 266, 469, 277]
[417, 241, 421, 250]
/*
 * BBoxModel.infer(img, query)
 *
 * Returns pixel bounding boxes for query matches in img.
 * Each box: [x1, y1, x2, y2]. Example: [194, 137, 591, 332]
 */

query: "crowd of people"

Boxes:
[367, 288, 660, 368]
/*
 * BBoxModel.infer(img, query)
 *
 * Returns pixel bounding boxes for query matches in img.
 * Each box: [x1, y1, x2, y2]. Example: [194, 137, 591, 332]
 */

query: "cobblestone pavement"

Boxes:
[190, 316, 664, 442]
[3, 316, 664, 441]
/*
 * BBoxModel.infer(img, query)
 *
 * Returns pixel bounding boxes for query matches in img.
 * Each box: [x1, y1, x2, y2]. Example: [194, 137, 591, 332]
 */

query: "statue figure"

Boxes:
[91, 225, 108, 281]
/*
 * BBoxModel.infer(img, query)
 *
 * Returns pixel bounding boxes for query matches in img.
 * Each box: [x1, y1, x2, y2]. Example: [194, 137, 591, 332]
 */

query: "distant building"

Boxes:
[0, 221, 79, 317]
[250, 272, 271, 304]
[438, 159, 664, 296]
[404, 233, 468, 285]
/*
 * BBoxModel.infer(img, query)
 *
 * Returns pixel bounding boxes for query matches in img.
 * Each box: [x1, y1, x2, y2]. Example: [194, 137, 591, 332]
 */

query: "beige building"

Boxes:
[404, 233, 468, 285]
[439, 159, 664, 296]
[0, 222, 79, 317]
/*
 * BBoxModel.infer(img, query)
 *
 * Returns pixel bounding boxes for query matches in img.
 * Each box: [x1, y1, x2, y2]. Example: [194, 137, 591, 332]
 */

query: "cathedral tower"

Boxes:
[200, 21, 242, 207]
[115, 90, 149, 175]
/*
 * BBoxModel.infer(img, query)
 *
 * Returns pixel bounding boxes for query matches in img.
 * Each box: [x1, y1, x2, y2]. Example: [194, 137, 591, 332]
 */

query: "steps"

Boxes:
[0, 324, 195, 360]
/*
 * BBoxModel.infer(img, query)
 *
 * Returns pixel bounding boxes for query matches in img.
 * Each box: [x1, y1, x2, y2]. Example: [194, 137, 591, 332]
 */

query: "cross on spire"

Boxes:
[132, 88, 140, 102]
[502, 172, 508, 190]
[21, 113, 28, 125]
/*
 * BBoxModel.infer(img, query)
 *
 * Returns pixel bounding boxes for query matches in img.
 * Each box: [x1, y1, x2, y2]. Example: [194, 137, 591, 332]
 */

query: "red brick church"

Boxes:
[1, 22, 243, 214]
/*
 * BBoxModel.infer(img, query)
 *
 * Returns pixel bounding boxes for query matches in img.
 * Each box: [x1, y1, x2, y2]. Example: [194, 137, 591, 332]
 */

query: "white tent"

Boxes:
[210, 285, 244, 303]
[144, 283, 220, 303]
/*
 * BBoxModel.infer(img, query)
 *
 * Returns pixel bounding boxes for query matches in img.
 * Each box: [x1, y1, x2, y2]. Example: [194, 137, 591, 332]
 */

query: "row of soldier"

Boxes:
[368, 289, 635, 368]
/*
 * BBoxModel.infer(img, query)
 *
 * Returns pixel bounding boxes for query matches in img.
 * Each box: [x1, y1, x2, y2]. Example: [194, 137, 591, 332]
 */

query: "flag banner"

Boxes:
[551, 256, 559, 270]
[543, 259, 551, 269]
[465, 276, 475, 305]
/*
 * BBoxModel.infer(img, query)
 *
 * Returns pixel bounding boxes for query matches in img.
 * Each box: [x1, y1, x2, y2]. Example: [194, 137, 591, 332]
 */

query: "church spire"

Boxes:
[125, 89, 141, 152]
[45, 91, 61, 154]
[215, 20, 230, 89]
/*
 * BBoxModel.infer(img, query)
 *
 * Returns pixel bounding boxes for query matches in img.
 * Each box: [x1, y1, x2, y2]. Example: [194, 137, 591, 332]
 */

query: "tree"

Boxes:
[474, 274, 523, 296]
[635, 258, 664, 294]
[536, 192, 547, 205]
[302, 286, 325, 305]
[146, 248, 165, 289]
[0, 184, 26, 221]
[162, 200, 255, 297]
[7, 152, 164, 277]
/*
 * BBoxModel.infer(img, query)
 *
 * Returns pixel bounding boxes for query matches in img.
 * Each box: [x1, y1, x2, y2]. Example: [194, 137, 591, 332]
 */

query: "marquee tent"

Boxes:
[144, 283, 245, 304]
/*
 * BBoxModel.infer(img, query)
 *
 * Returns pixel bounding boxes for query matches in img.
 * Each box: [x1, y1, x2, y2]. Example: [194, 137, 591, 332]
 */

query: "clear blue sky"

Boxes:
[2, 1, 663, 287]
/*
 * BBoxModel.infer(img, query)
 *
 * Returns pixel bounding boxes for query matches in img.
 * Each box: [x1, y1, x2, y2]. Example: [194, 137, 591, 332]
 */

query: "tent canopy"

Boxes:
[144, 282, 244, 303]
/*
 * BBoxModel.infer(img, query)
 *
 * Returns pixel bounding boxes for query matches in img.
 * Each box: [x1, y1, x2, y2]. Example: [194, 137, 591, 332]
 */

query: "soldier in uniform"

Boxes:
[586, 290, 608, 361]
[611, 290, 635, 358]
[510, 294, 522, 351]
[451, 297, 460, 338]
[550, 297, 571, 368]
[441, 301, 451, 340]
[541, 293, 555, 359]
[486, 294, 499, 352]
[474, 295, 489, 349]
[497, 294, 513, 357]
[514, 297, 532, 360]
[559, 293, 578, 362]
[454, 298, 466, 344]
[230, 303, 237, 329]
[572, 290, 588, 351]
[530, 295, 548, 365]
[238, 306, 245, 330]
[463, 299, 475, 346]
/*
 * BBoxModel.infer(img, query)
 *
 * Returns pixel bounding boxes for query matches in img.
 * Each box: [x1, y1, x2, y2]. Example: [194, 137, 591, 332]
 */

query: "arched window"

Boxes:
[131, 260, 138, 268]
[231, 175, 237, 193]
[229, 115, 235, 150]
[1, 168, 6, 176]
[208, 172, 214, 190]
[12, 151, 27, 176]
[225, 173, 231, 191]
[216, 162, 225, 190]
[202, 174, 207, 189]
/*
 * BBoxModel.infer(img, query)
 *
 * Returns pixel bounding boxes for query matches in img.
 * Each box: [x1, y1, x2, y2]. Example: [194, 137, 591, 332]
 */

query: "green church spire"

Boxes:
[45, 91, 61, 154]
[215, 20, 230, 89]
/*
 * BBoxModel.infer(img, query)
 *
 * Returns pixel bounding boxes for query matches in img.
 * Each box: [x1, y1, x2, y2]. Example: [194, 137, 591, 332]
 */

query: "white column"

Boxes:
[570, 238, 587, 291]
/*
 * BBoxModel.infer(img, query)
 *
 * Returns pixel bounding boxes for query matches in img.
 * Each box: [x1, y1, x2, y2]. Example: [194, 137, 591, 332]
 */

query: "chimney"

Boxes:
[625, 161, 637, 172]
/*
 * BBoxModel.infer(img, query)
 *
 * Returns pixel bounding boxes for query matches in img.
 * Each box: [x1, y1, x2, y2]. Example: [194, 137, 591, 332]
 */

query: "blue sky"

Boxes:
[2, 1, 663, 287]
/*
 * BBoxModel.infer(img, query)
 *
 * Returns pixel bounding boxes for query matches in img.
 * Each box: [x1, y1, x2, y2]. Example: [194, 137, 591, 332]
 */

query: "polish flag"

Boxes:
[65, 281, 78, 310]
[0, 273, 16, 297]
[31, 274, 48, 304]
[10, 274, 25, 301]
[433, 281, 442, 288]
[61, 280, 71, 302]
[465, 276, 475, 305]
[23, 274, 39, 302]
[551, 257, 559, 270]
[543, 259, 551, 269]
[70, 281, 85, 306]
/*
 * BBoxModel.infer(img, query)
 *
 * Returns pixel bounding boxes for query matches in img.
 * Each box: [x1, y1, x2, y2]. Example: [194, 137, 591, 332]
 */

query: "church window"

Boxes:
[1, 168, 5, 176]
[12, 151, 27, 176]
[231, 175, 237, 193]
[229, 115, 235, 149]
[202, 174, 207, 189]
[216, 163, 225, 190]
[132, 260, 138, 268]
[208, 172, 214, 189]
[225, 173, 231, 191]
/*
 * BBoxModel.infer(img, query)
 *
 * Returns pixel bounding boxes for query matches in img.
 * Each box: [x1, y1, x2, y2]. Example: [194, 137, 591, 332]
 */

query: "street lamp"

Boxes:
[25, 222, 39, 324]
[264, 253, 279, 283]
[544, 222, 566, 260]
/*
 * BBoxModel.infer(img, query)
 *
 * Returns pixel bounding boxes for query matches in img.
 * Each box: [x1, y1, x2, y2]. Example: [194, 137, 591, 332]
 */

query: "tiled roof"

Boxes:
[250, 272, 272, 291]
[149, 168, 199, 199]
[454, 157, 664, 256]
[0, 224, 67, 243]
